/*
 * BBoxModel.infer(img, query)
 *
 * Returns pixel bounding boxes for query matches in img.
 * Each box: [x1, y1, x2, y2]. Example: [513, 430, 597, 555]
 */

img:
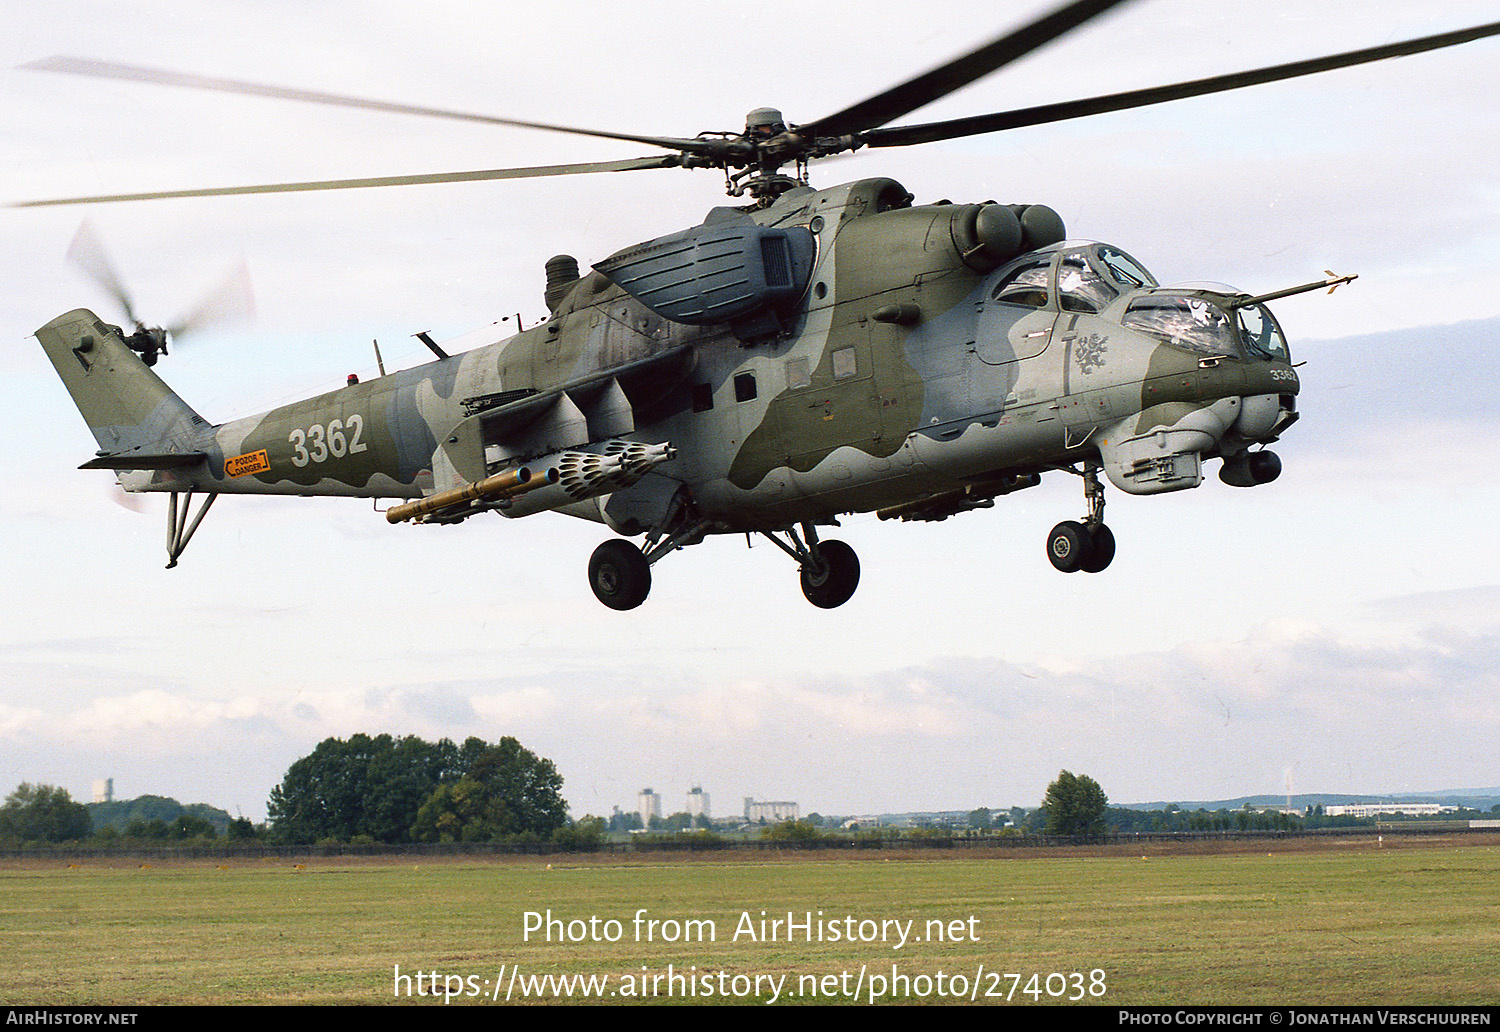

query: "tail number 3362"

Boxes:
[288, 415, 368, 466]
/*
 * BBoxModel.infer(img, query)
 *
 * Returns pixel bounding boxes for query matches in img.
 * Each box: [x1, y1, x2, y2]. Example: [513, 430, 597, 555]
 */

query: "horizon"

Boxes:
[44, 775, 1500, 826]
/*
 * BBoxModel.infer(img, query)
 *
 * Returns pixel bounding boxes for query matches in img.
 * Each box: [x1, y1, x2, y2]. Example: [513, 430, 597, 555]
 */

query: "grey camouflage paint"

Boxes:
[37, 176, 1299, 551]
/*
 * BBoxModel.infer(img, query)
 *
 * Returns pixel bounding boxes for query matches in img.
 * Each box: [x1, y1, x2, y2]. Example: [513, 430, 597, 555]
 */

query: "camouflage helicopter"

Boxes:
[24, 0, 1500, 610]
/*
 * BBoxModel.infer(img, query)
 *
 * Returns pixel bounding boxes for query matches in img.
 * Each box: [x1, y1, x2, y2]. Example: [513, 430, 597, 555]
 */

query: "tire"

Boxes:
[800, 539, 860, 609]
[1080, 523, 1115, 574]
[1047, 521, 1090, 573]
[588, 539, 651, 610]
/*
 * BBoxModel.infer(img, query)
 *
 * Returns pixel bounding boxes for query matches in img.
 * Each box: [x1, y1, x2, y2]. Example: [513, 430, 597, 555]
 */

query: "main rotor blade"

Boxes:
[10, 155, 681, 208]
[797, 0, 1135, 139]
[21, 56, 719, 157]
[861, 19, 1500, 148]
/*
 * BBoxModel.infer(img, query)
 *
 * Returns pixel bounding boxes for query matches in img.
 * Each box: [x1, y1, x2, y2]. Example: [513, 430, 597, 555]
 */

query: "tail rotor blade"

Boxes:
[66, 218, 138, 325]
[167, 261, 255, 340]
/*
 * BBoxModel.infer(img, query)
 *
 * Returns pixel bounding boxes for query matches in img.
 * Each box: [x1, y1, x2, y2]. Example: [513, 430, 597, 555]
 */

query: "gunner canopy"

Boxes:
[1122, 292, 1289, 361]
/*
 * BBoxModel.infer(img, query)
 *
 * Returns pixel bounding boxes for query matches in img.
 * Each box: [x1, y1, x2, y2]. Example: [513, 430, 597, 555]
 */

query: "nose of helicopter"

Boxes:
[1229, 393, 1287, 440]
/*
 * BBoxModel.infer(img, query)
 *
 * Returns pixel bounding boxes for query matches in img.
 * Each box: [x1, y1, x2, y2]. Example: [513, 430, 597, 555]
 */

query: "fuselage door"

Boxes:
[974, 253, 1057, 366]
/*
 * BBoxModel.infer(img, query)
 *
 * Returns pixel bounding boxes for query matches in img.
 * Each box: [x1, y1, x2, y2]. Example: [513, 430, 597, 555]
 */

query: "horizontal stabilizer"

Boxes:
[80, 451, 206, 470]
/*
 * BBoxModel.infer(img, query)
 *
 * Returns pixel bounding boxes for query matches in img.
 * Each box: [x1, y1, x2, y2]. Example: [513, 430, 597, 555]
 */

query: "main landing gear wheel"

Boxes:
[1047, 459, 1115, 574]
[1079, 522, 1114, 573]
[1047, 520, 1115, 574]
[1047, 520, 1090, 573]
[588, 538, 651, 610]
[800, 539, 860, 609]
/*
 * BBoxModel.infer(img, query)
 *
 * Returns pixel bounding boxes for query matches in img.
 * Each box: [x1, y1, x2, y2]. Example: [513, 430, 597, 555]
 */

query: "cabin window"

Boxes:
[1236, 303, 1289, 362]
[692, 383, 714, 412]
[831, 347, 857, 380]
[1058, 255, 1118, 313]
[734, 372, 758, 402]
[785, 357, 811, 390]
[1096, 246, 1156, 289]
[990, 255, 1053, 308]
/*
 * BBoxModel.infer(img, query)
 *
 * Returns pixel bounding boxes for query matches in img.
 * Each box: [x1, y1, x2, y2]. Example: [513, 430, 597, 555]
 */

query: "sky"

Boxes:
[2, 0, 1498, 824]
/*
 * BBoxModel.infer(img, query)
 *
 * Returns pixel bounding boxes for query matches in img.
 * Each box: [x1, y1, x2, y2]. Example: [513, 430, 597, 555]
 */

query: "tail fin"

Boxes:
[35, 309, 211, 469]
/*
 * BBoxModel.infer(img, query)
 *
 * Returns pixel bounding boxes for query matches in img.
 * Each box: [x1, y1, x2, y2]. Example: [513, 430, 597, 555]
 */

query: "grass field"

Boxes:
[3, 835, 1497, 1006]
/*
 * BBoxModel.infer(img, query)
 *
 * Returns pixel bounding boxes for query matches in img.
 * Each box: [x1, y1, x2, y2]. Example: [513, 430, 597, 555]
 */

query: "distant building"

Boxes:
[744, 797, 799, 823]
[638, 788, 662, 828]
[687, 787, 711, 821]
[1323, 803, 1455, 818]
[91, 778, 113, 804]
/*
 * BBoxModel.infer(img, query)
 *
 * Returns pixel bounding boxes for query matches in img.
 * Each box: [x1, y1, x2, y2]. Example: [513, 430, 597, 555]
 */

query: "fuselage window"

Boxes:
[785, 356, 811, 390]
[734, 372, 758, 402]
[831, 347, 858, 379]
[990, 256, 1053, 308]
[1096, 246, 1156, 289]
[1058, 256, 1118, 314]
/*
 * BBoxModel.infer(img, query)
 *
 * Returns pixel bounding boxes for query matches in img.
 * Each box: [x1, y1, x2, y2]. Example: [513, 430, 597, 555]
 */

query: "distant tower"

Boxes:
[91, 778, 113, 804]
[687, 787, 711, 825]
[638, 788, 662, 828]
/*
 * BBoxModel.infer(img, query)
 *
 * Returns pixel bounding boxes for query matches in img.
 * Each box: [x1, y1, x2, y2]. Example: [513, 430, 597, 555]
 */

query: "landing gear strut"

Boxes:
[587, 489, 719, 609]
[1047, 461, 1114, 574]
[761, 521, 860, 609]
[586, 519, 860, 610]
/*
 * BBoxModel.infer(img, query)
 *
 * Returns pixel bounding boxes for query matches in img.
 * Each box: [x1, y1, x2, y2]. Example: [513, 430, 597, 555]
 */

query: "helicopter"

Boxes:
[23, 0, 1500, 610]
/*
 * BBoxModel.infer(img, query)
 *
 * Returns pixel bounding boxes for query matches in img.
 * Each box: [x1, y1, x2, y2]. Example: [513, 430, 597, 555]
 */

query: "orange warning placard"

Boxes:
[225, 449, 270, 478]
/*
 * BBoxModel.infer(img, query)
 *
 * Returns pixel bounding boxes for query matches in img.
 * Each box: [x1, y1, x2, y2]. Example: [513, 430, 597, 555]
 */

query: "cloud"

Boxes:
[3, 586, 1496, 818]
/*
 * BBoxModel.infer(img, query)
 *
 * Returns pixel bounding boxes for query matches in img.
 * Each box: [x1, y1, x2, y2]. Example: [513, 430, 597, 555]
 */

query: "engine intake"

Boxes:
[952, 203, 1066, 271]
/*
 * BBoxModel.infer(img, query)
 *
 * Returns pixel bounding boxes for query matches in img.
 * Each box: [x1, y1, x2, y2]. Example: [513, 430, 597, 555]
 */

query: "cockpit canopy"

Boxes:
[988, 242, 1290, 362]
[1122, 293, 1289, 362]
[989, 242, 1158, 314]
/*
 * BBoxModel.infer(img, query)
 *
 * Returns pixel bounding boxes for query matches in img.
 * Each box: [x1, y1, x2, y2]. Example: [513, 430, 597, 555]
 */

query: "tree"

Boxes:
[608, 810, 643, 833]
[268, 733, 568, 844]
[1040, 770, 1108, 836]
[170, 814, 219, 840]
[226, 817, 260, 841]
[268, 733, 460, 843]
[762, 820, 822, 844]
[461, 737, 568, 838]
[410, 778, 493, 842]
[0, 783, 92, 843]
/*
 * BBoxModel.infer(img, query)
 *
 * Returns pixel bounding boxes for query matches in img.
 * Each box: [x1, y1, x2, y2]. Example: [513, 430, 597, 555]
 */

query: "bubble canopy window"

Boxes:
[990, 243, 1159, 313]
[1123, 292, 1289, 361]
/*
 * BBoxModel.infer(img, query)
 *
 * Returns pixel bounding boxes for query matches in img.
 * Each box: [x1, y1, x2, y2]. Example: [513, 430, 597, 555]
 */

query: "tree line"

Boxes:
[0, 732, 581, 848]
[7, 757, 1492, 849]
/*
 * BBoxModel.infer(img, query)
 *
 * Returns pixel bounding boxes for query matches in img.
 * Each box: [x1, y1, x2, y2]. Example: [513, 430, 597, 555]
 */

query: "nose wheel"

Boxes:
[1046, 461, 1114, 574]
